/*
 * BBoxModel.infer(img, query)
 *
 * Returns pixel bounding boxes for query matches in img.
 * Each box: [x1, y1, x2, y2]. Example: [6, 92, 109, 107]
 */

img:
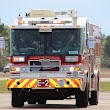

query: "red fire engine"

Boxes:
[7, 10, 101, 108]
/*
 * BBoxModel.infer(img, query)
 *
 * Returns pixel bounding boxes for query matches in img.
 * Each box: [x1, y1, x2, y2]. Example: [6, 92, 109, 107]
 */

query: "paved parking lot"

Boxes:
[0, 92, 110, 110]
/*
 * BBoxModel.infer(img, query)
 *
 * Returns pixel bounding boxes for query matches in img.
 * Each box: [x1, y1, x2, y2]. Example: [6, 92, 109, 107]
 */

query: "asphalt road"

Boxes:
[0, 92, 110, 110]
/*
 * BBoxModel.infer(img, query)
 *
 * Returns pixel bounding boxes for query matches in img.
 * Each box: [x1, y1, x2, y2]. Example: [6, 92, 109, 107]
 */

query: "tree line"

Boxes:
[101, 36, 110, 67]
[0, 23, 10, 71]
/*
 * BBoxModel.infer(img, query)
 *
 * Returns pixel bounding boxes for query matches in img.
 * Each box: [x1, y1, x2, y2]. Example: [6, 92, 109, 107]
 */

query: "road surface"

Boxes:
[0, 92, 110, 110]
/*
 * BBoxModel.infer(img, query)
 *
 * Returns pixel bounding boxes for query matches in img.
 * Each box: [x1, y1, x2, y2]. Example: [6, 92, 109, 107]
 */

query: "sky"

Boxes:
[0, 0, 110, 35]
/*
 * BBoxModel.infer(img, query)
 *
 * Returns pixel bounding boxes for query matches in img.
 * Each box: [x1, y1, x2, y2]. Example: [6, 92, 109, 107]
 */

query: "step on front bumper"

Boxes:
[7, 78, 84, 89]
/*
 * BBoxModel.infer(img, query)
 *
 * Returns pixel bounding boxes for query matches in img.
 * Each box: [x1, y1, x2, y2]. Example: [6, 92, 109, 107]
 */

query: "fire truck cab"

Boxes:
[7, 10, 101, 108]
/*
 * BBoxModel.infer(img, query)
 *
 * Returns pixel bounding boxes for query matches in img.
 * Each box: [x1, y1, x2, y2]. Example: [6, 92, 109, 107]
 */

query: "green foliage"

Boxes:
[0, 23, 10, 71]
[101, 35, 110, 67]
[103, 36, 110, 57]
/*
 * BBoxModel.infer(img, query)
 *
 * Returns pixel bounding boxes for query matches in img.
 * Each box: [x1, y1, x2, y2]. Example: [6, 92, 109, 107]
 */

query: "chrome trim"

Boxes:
[28, 59, 61, 72]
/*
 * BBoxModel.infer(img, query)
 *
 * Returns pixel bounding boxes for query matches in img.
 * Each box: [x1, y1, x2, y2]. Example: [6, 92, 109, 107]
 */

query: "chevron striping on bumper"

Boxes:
[22, 79, 33, 88]
[50, 79, 59, 87]
[7, 79, 15, 88]
[31, 80, 37, 88]
[7, 78, 81, 88]
[63, 79, 72, 88]
[15, 79, 25, 88]
[28, 79, 37, 88]
[19, 79, 29, 88]
[71, 79, 80, 87]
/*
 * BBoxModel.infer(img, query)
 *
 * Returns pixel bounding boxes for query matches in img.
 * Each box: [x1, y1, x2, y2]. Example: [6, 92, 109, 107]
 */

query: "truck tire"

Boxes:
[38, 100, 46, 104]
[76, 84, 88, 108]
[12, 91, 24, 107]
[28, 100, 36, 104]
[89, 75, 99, 105]
[89, 91, 98, 105]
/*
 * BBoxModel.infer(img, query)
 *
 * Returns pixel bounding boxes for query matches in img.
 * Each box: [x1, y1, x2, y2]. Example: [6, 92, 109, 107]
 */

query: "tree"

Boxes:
[101, 35, 110, 67]
[0, 22, 10, 71]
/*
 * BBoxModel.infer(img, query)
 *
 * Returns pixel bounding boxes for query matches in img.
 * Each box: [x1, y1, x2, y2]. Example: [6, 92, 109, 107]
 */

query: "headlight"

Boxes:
[16, 67, 20, 71]
[20, 67, 29, 73]
[13, 56, 25, 62]
[60, 67, 69, 71]
[11, 66, 29, 73]
[69, 67, 80, 72]
[65, 56, 78, 62]
[69, 67, 74, 72]
[61, 66, 81, 72]
[11, 67, 20, 72]
[72, 71, 79, 78]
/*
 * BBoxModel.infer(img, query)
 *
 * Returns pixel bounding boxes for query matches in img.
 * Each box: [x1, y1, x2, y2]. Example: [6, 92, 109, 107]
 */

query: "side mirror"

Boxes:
[0, 37, 6, 56]
[0, 37, 5, 49]
[88, 36, 94, 49]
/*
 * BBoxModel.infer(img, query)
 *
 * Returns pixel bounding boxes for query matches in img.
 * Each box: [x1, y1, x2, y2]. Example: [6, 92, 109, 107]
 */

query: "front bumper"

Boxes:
[7, 78, 84, 90]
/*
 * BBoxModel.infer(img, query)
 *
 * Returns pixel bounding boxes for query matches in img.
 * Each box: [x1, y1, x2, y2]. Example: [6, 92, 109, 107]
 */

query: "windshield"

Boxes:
[11, 29, 81, 56]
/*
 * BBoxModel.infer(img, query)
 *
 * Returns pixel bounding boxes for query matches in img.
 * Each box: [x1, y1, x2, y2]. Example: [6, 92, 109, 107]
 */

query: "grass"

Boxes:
[100, 82, 110, 92]
[0, 80, 10, 93]
[0, 80, 110, 93]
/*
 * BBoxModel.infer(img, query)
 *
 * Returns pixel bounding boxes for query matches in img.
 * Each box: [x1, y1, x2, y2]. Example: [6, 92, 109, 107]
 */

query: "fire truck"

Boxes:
[7, 10, 101, 108]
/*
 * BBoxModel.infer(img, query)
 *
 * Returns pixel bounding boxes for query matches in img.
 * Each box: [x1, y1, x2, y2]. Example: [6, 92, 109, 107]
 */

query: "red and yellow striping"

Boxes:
[7, 78, 81, 89]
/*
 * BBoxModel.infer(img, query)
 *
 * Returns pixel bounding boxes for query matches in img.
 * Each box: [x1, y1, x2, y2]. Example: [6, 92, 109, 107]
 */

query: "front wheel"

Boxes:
[38, 99, 46, 104]
[76, 84, 88, 108]
[89, 91, 98, 105]
[12, 91, 24, 107]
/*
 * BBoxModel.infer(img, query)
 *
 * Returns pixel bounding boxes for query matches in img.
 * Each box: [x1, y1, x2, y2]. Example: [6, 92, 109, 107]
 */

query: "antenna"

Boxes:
[19, 9, 21, 16]
[25, 13, 30, 17]
[26, 13, 28, 17]
[17, 9, 23, 20]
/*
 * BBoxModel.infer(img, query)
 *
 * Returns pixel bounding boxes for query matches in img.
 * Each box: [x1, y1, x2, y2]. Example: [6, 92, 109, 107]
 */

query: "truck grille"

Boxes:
[29, 60, 60, 72]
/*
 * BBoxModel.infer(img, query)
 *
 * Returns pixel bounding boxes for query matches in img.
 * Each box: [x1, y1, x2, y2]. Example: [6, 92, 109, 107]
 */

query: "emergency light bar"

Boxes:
[28, 20, 72, 25]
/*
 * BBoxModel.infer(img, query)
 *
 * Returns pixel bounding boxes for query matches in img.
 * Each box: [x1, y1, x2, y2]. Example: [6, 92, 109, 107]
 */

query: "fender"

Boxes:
[82, 70, 88, 91]
[91, 69, 99, 91]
